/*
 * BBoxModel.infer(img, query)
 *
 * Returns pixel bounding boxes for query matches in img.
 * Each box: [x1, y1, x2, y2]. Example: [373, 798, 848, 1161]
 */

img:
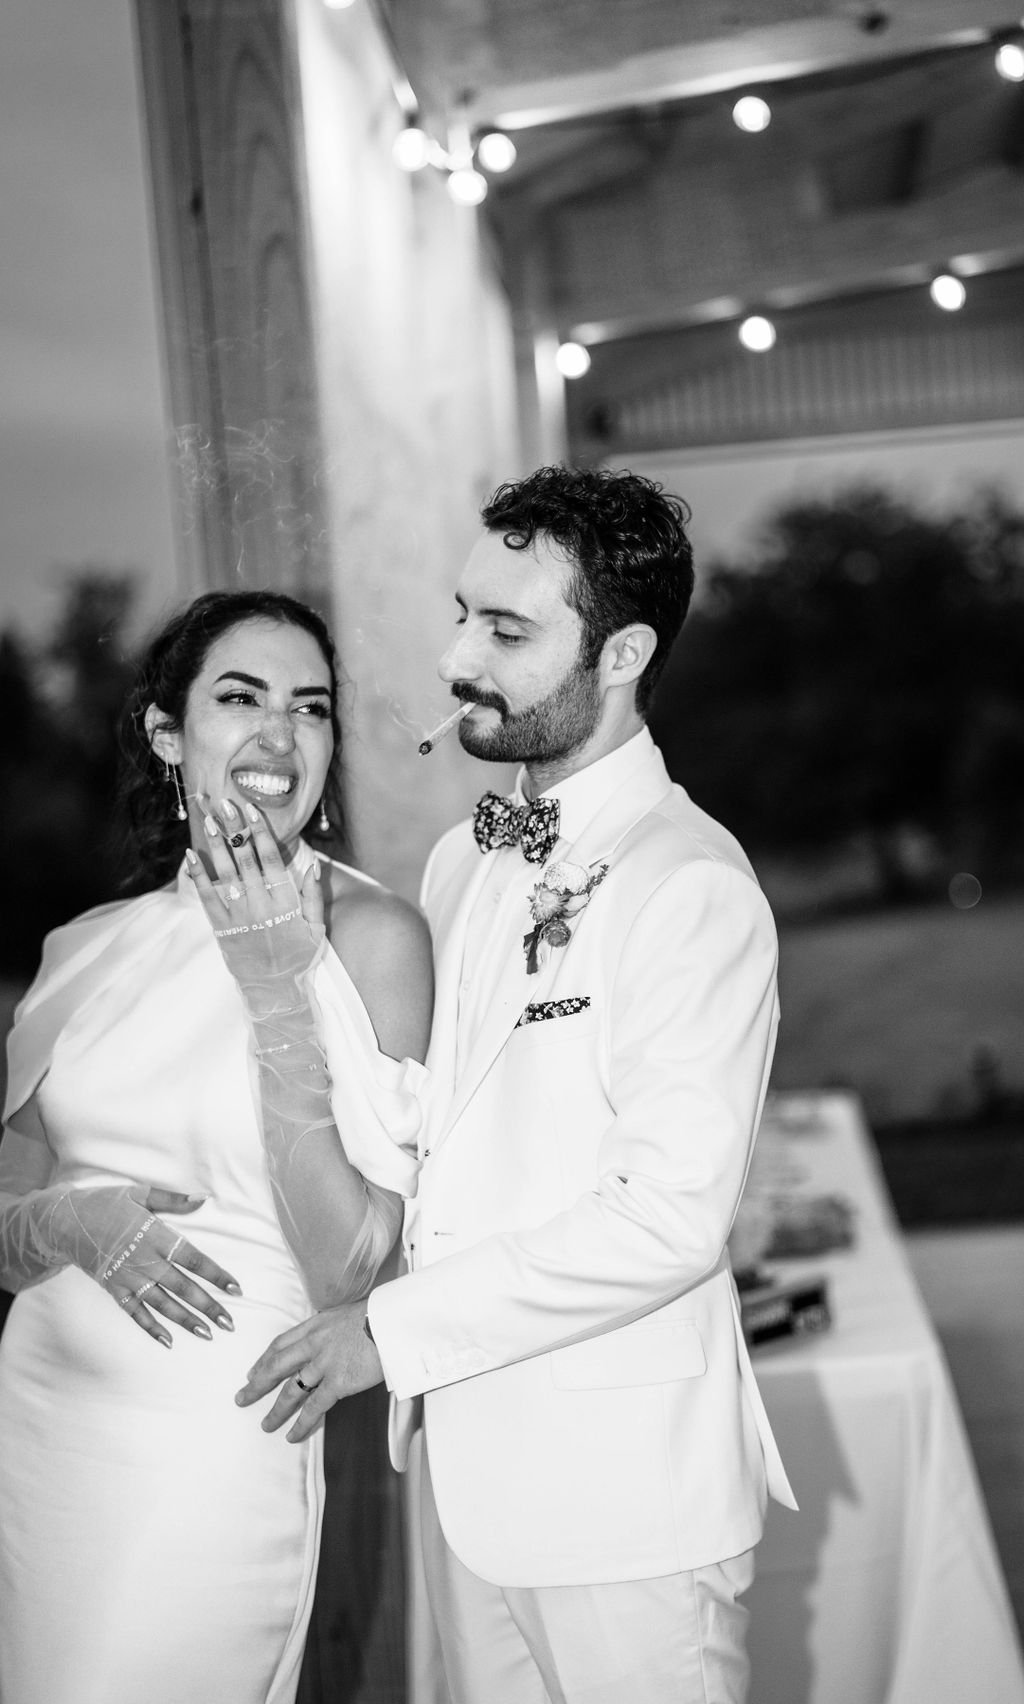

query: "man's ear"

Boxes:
[601, 624, 657, 690]
[144, 704, 182, 767]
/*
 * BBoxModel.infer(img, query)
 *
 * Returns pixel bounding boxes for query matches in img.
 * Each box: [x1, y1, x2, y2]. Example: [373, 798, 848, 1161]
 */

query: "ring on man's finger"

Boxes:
[294, 1372, 319, 1393]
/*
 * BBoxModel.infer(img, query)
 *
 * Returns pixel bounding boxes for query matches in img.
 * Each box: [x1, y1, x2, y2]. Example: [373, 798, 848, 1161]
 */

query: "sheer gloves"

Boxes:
[0, 1177, 239, 1345]
[189, 800, 398, 1304]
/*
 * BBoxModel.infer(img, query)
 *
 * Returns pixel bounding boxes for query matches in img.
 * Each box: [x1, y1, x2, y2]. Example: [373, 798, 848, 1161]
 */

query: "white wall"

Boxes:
[294, 0, 522, 898]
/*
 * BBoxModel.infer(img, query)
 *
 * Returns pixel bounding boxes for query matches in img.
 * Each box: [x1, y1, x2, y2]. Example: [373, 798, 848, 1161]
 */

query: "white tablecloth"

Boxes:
[745, 1091, 1024, 1704]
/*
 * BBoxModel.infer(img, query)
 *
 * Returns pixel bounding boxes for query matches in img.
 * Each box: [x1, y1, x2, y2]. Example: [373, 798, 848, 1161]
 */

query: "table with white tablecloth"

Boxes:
[744, 1090, 1024, 1704]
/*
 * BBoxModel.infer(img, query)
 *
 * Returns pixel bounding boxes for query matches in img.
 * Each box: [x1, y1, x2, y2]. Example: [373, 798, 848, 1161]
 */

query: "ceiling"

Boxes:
[381, 0, 1024, 452]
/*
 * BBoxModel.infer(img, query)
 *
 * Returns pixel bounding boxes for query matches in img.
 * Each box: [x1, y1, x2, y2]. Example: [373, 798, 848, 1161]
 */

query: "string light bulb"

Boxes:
[739, 315, 776, 351]
[930, 274, 966, 311]
[994, 39, 1024, 80]
[447, 166, 488, 206]
[555, 342, 591, 379]
[732, 95, 772, 133]
[392, 125, 432, 172]
[476, 131, 517, 173]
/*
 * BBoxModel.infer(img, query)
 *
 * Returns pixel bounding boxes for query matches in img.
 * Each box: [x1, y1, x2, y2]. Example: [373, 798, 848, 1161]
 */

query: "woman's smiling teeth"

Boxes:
[232, 769, 296, 803]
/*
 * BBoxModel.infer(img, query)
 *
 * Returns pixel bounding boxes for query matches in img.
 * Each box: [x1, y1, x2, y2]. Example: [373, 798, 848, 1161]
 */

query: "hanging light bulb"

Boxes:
[930, 274, 966, 311]
[732, 95, 772, 133]
[447, 166, 488, 206]
[994, 39, 1024, 81]
[392, 124, 432, 171]
[555, 342, 591, 379]
[476, 131, 517, 173]
[739, 315, 776, 352]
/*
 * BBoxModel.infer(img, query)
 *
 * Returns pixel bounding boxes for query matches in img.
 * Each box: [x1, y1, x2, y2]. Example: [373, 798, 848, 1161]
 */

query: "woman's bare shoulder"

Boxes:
[321, 863, 431, 964]
[319, 863, 433, 1060]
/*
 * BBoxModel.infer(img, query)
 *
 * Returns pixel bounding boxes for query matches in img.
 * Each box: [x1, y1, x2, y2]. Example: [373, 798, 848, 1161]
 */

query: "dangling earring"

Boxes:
[317, 796, 330, 835]
[164, 761, 188, 822]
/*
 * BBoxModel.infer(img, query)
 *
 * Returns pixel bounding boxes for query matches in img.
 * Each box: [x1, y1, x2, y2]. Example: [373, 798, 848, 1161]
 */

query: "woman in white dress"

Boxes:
[0, 590, 432, 1704]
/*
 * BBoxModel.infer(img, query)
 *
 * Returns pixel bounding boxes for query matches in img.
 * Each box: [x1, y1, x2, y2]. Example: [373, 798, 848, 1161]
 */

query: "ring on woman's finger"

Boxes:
[294, 1371, 320, 1393]
[226, 828, 252, 850]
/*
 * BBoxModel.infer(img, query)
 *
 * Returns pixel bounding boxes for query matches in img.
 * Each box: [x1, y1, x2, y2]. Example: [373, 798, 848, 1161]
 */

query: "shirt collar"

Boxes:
[513, 727, 654, 846]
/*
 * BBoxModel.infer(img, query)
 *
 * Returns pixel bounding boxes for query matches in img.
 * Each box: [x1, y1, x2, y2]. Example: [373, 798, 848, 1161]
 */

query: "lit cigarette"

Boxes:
[418, 702, 475, 755]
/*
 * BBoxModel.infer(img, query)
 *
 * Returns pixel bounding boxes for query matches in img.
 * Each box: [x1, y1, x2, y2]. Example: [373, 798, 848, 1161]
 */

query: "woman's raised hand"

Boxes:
[187, 798, 325, 994]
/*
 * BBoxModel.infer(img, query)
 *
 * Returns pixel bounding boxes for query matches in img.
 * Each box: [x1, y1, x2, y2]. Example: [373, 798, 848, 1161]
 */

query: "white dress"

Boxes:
[0, 848, 423, 1704]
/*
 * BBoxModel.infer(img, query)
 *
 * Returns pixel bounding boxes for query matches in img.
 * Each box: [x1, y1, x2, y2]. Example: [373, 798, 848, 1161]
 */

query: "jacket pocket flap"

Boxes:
[550, 1319, 707, 1390]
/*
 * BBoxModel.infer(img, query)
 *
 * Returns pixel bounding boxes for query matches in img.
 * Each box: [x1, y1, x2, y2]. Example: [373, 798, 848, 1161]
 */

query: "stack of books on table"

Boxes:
[735, 1268, 832, 1347]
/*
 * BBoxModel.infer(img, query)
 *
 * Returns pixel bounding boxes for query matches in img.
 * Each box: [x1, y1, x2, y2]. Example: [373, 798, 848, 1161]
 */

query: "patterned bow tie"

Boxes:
[472, 790, 561, 864]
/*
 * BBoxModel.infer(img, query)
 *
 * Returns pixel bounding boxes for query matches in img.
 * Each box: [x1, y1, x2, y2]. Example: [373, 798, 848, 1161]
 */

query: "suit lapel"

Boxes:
[440, 880, 562, 1137]
[435, 740, 675, 1145]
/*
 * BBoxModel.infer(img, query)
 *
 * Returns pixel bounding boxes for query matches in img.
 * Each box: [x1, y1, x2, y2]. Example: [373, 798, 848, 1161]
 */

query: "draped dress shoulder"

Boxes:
[0, 846, 423, 1704]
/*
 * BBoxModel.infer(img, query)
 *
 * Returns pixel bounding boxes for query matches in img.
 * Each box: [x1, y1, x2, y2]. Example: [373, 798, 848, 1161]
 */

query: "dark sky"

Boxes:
[0, 0, 179, 642]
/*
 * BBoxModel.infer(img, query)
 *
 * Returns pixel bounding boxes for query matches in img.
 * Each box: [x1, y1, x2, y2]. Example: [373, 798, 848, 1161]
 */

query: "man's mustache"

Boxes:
[452, 685, 507, 716]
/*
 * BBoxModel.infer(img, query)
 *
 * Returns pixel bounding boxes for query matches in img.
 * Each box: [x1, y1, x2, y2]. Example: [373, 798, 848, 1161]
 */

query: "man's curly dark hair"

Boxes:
[480, 465, 695, 713]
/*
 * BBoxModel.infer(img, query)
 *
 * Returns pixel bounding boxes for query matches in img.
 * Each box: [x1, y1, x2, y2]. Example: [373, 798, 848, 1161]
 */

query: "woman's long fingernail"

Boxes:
[157, 1333, 172, 1349]
[221, 798, 238, 820]
[244, 802, 261, 822]
[193, 1322, 213, 1340]
[203, 814, 219, 837]
[216, 1314, 234, 1331]
[185, 848, 199, 869]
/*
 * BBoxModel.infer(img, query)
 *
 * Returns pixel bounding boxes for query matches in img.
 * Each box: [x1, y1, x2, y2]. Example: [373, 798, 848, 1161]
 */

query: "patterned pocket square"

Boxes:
[516, 997, 591, 1028]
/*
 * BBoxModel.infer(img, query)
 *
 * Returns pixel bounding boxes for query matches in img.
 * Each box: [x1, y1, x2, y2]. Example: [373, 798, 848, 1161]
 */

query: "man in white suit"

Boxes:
[240, 465, 796, 1702]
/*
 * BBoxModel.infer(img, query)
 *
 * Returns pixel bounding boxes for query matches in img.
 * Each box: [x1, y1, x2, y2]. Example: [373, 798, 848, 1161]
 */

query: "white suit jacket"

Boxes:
[369, 732, 796, 1587]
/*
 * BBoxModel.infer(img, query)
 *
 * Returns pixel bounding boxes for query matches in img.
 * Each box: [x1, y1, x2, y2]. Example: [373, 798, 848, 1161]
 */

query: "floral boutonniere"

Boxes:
[523, 860, 608, 975]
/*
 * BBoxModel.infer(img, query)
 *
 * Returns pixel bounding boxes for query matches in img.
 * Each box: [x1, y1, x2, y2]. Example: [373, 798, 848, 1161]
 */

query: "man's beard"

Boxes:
[455, 655, 601, 766]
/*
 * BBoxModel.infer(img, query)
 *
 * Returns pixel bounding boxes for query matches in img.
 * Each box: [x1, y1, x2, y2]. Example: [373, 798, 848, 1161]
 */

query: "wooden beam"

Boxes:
[133, 0, 332, 613]
[557, 166, 1024, 343]
[461, 1, 1017, 130]
[566, 264, 1024, 455]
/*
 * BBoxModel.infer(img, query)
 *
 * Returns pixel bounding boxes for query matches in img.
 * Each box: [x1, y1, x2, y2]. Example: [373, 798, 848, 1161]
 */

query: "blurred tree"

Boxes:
[0, 571, 136, 975]
[651, 484, 1024, 899]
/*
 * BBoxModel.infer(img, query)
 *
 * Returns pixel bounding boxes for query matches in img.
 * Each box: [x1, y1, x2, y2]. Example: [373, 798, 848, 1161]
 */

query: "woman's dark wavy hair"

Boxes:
[481, 464, 695, 713]
[117, 589, 347, 891]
